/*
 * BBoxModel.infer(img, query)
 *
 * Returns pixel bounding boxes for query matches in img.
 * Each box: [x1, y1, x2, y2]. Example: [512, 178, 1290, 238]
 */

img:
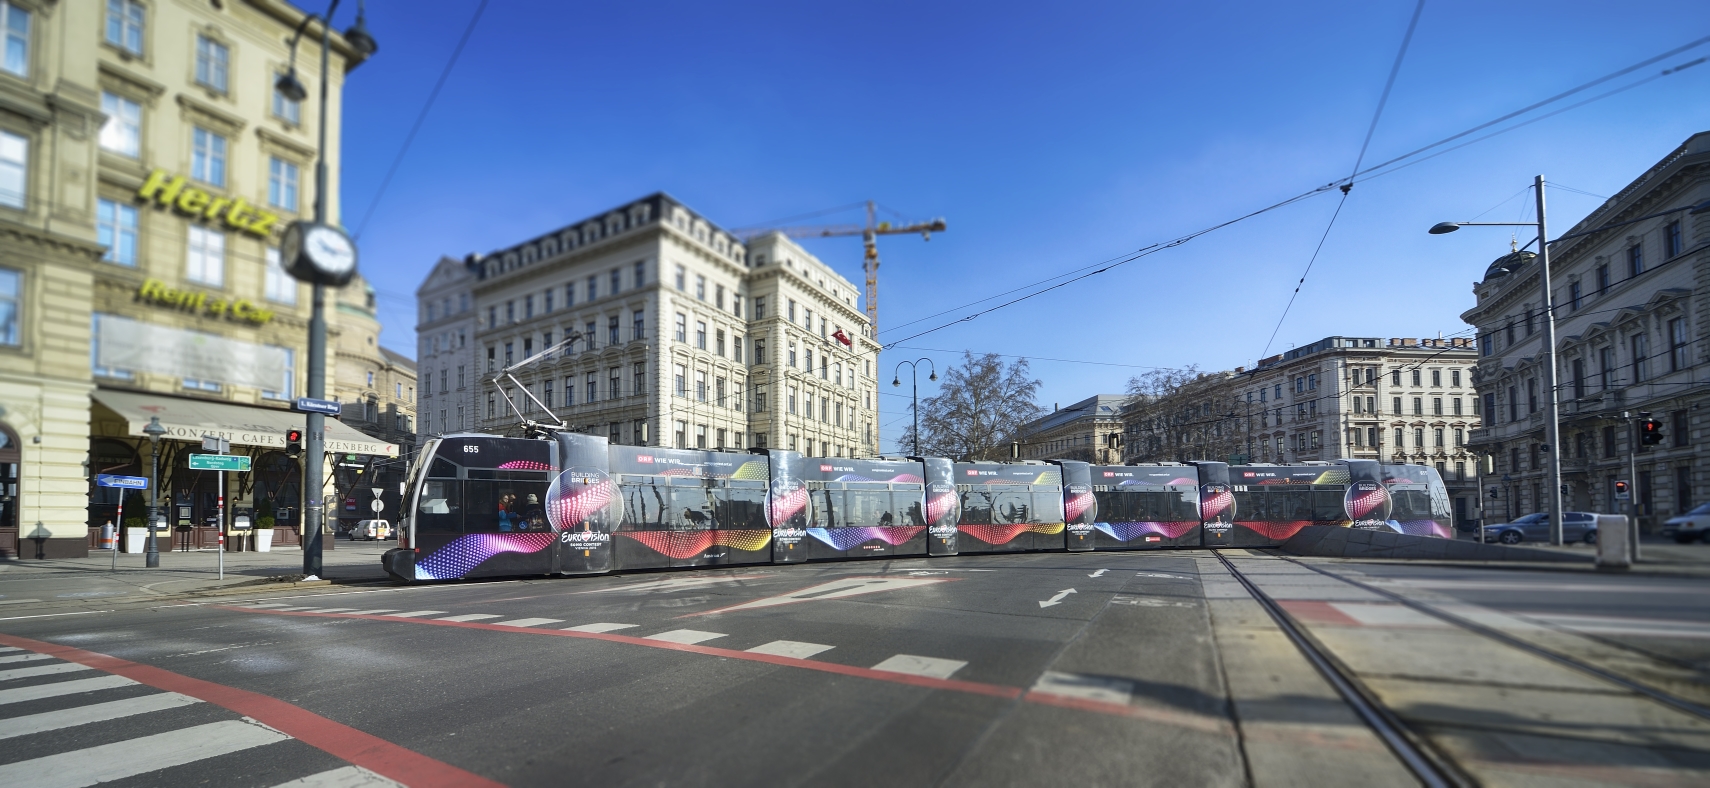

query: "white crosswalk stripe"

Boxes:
[644, 629, 726, 645]
[342, 610, 400, 616]
[745, 640, 834, 659]
[871, 654, 967, 679]
[0, 674, 136, 705]
[0, 691, 201, 740]
[0, 646, 22, 652]
[243, 603, 294, 609]
[435, 614, 502, 623]
[268, 607, 315, 612]
[299, 608, 359, 614]
[563, 622, 637, 633]
[0, 652, 54, 665]
[0, 662, 93, 681]
[270, 765, 406, 788]
[0, 719, 290, 788]
[491, 618, 563, 628]
[382, 610, 446, 618]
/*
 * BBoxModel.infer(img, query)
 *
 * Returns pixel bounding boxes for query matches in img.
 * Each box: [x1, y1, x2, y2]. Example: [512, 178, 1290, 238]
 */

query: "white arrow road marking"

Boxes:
[1039, 588, 1078, 608]
[685, 576, 951, 616]
[1088, 569, 1108, 578]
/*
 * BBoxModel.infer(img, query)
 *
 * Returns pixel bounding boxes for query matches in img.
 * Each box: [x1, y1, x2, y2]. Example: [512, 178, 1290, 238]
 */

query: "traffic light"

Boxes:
[286, 429, 303, 459]
[1614, 480, 1630, 499]
[1640, 417, 1664, 445]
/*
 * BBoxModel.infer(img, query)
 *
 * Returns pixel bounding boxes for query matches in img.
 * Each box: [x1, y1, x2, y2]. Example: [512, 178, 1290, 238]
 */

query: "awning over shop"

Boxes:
[93, 390, 398, 458]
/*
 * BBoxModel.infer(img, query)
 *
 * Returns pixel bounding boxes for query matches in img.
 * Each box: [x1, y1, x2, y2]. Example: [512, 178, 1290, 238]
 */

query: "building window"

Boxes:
[1431, 370, 1441, 387]
[1628, 244, 1643, 278]
[675, 421, 687, 449]
[586, 372, 597, 403]
[1413, 397, 1423, 416]
[1451, 370, 1461, 387]
[195, 35, 228, 92]
[1670, 318, 1688, 372]
[99, 92, 142, 157]
[1411, 369, 1421, 387]
[610, 268, 621, 295]
[1414, 428, 1424, 448]
[1432, 397, 1442, 416]
[1673, 410, 1688, 449]
[1527, 380, 1537, 414]
[564, 282, 575, 306]
[695, 371, 707, 402]
[1596, 264, 1610, 294]
[787, 386, 798, 415]
[674, 264, 686, 291]
[1507, 386, 1517, 423]
[1455, 429, 1464, 447]
[586, 275, 597, 300]
[715, 329, 726, 357]
[261, 347, 294, 400]
[610, 368, 621, 399]
[1571, 358, 1584, 399]
[0, 268, 18, 346]
[754, 296, 766, 319]
[1453, 397, 1463, 416]
[183, 375, 221, 392]
[1632, 332, 1650, 383]
[186, 225, 224, 286]
[1, 1, 29, 77]
[753, 338, 765, 364]
[608, 315, 619, 345]
[191, 127, 226, 187]
[264, 248, 297, 305]
[754, 385, 767, 412]
[268, 157, 299, 211]
[695, 321, 707, 350]
[1569, 281, 1581, 312]
[674, 364, 686, 397]
[1434, 428, 1444, 448]
[0, 129, 25, 209]
[1481, 393, 1493, 418]
[1600, 346, 1616, 390]
[633, 362, 645, 395]
[584, 321, 596, 350]
[1665, 221, 1683, 258]
[633, 310, 645, 340]
[634, 260, 646, 287]
[97, 199, 138, 265]
[106, 0, 147, 55]
[1602, 425, 1616, 458]
[273, 75, 300, 124]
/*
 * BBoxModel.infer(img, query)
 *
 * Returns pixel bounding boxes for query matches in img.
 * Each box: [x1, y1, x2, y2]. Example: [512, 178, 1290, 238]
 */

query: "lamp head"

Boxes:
[929, 372, 937, 382]
[143, 416, 166, 444]
[274, 70, 308, 102]
[892, 378, 900, 387]
[344, 14, 378, 57]
[1428, 222, 1461, 235]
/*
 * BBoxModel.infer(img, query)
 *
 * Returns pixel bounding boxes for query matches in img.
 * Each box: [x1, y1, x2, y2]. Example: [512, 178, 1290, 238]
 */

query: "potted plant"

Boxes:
[121, 492, 148, 553]
[254, 497, 276, 552]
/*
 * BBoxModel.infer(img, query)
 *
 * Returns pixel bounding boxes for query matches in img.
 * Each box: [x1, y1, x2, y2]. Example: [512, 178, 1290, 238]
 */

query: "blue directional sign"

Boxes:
[293, 397, 341, 416]
[96, 474, 149, 490]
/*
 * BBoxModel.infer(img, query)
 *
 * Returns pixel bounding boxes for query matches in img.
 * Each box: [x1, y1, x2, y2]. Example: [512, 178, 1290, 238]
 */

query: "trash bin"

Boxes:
[100, 522, 116, 550]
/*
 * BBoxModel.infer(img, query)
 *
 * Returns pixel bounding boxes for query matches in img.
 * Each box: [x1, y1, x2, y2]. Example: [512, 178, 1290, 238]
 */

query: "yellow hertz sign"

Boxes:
[137, 278, 274, 325]
[136, 170, 279, 238]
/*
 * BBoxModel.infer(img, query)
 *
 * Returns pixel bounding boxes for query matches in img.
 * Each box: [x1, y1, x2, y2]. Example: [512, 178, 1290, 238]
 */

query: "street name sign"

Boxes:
[293, 397, 341, 416]
[188, 454, 252, 472]
[96, 474, 148, 489]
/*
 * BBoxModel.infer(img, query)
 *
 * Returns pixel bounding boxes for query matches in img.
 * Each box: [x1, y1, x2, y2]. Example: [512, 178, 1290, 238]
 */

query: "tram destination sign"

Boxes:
[187, 454, 252, 472]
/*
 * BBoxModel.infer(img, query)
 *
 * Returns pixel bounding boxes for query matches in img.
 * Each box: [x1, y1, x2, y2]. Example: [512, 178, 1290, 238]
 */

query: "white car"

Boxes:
[1661, 503, 1710, 543]
[348, 519, 392, 541]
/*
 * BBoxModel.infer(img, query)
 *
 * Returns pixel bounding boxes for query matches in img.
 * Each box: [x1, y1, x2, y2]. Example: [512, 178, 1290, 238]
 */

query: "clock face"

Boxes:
[305, 226, 357, 275]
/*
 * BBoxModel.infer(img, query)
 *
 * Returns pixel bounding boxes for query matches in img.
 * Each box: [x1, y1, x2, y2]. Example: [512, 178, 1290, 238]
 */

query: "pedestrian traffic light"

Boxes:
[286, 429, 303, 459]
[1640, 417, 1664, 445]
[1614, 480, 1630, 499]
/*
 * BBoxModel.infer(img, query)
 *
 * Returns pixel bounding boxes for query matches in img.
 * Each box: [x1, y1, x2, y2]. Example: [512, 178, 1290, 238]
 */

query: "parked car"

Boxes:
[348, 519, 391, 541]
[1661, 502, 1710, 543]
[1481, 512, 1599, 545]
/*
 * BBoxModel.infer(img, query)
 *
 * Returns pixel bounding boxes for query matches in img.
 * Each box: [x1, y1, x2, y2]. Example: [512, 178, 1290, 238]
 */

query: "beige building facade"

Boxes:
[1016, 395, 1126, 463]
[0, 0, 393, 558]
[420, 194, 881, 457]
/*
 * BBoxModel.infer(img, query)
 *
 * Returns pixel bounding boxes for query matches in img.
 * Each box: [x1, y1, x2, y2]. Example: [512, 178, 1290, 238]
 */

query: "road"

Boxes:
[2, 549, 1708, 787]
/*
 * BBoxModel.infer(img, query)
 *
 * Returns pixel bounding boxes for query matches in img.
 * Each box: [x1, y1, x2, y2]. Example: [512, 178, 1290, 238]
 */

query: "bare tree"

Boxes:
[1122, 366, 1250, 463]
[900, 352, 1043, 461]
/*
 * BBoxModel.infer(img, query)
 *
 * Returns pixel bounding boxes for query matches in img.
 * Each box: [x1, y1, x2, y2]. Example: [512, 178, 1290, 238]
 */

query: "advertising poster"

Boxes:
[951, 462, 1065, 553]
[608, 446, 773, 569]
[921, 457, 960, 556]
[1057, 461, 1097, 552]
[1088, 465, 1201, 550]
[798, 458, 930, 560]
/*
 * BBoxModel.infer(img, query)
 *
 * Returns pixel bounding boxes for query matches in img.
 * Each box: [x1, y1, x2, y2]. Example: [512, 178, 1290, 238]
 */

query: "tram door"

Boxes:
[1057, 461, 1096, 552]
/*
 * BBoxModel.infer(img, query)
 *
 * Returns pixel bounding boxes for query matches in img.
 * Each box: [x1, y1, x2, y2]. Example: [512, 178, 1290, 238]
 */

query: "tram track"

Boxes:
[1211, 550, 1468, 788]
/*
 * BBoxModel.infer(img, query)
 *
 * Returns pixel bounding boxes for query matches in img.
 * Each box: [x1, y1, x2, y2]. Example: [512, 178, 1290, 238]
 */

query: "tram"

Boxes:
[382, 431, 1452, 583]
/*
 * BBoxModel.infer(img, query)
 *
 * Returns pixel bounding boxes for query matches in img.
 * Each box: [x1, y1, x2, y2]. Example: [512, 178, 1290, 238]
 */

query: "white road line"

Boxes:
[0, 653, 54, 665]
[563, 622, 637, 633]
[342, 610, 400, 616]
[643, 629, 727, 645]
[243, 604, 294, 609]
[269, 765, 406, 788]
[1328, 602, 1449, 628]
[0, 663, 93, 681]
[0, 599, 43, 605]
[0, 675, 136, 705]
[1029, 671, 1134, 705]
[491, 618, 564, 628]
[745, 640, 834, 659]
[0, 646, 22, 652]
[0, 692, 201, 740]
[0, 719, 290, 788]
[382, 610, 447, 618]
[300, 608, 358, 614]
[435, 614, 502, 623]
[267, 607, 315, 612]
[871, 654, 967, 680]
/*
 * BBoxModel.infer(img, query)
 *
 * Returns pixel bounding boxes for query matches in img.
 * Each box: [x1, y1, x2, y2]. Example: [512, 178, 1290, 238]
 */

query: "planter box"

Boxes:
[255, 529, 274, 552]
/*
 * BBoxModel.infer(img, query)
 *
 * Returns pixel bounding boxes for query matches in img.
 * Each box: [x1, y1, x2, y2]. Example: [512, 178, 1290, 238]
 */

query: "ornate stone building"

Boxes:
[1015, 395, 1126, 463]
[1463, 132, 1709, 529]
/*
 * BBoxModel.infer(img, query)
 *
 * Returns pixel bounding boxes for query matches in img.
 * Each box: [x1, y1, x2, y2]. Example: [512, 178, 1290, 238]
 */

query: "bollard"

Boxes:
[1596, 514, 1631, 570]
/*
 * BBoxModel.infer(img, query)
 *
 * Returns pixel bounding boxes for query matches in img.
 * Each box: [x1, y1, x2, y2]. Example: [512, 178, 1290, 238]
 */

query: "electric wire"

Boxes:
[351, 0, 492, 240]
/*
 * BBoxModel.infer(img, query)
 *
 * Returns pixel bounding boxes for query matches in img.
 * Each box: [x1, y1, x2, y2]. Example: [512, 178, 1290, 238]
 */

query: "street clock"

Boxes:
[282, 221, 358, 286]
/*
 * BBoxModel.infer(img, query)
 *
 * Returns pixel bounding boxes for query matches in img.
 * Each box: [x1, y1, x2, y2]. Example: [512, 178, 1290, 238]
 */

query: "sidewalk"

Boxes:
[0, 540, 394, 615]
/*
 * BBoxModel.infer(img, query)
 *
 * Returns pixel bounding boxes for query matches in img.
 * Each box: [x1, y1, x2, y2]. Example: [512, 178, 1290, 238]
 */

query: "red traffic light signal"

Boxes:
[286, 429, 303, 459]
[1614, 480, 1630, 497]
[1640, 418, 1664, 446]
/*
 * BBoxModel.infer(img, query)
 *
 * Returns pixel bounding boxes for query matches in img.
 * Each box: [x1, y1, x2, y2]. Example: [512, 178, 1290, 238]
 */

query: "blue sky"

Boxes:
[334, 1, 1710, 452]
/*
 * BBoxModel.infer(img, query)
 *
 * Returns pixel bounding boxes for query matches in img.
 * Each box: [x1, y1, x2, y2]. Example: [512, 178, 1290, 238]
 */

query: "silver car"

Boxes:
[1482, 512, 1599, 545]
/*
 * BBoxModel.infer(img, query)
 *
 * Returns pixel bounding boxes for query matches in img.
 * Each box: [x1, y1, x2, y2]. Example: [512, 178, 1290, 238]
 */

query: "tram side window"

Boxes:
[897, 485, 926, 526]
[1390, 489, 1433, 521]
[1033, 491, 1065, 524]
[959, 489, 994, 525]
[844, 484, 894, 527]
[1168, 490, 1199, 521]
[813, 488, 842, 528]
[990, 489, 1032, 524]
[465, 477, 551, 533]
[1232, 489, 1261, 522]
[620, 480, 670, 531]
[673, 481, 717, 529]
[417, 480, 463, 534]
[718, 482, 768, 529]
[1312, 488, 1346, 523]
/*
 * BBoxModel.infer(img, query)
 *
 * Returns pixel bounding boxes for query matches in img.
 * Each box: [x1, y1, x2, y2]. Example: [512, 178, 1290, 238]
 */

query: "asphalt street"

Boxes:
[1, 550, 1708, 787]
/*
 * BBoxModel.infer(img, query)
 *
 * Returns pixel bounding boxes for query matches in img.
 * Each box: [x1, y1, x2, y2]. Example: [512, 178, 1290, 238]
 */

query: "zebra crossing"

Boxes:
[0, 647, 413, 788]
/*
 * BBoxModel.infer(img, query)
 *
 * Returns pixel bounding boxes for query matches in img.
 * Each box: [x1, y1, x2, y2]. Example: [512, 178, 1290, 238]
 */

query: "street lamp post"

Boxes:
[1431, 181, 1709, 546]
[143, 416, 165, 568]
[276, 1, 377, 579]
[891, 358, 936, 456]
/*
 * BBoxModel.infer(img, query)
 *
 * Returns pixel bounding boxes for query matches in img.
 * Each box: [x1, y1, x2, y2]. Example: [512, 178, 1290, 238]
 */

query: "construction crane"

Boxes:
[738, 201, 945, 333]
